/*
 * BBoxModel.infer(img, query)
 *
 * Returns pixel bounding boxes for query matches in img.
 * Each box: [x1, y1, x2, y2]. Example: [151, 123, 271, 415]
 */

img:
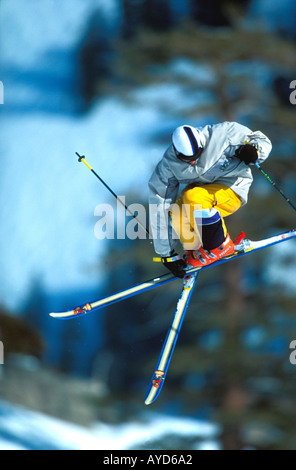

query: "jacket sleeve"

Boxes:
[148, 151, 179, 256]
[228, 121, 272, 163]
[244, 129, 272, 164]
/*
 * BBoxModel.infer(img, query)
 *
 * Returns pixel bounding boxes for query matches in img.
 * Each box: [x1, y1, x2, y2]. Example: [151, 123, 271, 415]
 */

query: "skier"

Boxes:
[149, 121, 272, 278]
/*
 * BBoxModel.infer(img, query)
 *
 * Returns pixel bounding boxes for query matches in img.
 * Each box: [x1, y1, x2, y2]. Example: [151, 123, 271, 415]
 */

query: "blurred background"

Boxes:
[0, 0, 296, 451]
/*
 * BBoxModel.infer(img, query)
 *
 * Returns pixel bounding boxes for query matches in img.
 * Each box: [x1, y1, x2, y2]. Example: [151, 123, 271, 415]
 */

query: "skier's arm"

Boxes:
[148, 154, 179, 257]
[228, 122, 272, 165]
[244, 129, 272, 164]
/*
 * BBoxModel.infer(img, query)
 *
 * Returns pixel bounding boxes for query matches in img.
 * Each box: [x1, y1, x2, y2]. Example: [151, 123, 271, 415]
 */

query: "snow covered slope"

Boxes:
[0, 0, 171, 312]
[0, 399, 219, 450]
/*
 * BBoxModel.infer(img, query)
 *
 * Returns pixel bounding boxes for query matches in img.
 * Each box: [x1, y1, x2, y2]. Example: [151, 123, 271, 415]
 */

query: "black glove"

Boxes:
[161, 251, 187, 278]
[235, 144, 258, 165]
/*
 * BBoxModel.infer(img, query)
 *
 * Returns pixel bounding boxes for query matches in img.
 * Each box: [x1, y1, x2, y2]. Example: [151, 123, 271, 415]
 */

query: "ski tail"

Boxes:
[144, 272, 199, 405]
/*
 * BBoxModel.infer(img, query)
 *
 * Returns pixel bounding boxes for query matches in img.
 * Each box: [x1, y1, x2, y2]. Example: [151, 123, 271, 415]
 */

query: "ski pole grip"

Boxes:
[76, 152, 84, 162]
[153, 254, 182, 263]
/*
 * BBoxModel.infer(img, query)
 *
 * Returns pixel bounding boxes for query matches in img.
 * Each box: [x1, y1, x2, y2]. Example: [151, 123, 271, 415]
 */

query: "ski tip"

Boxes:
[49, 312, 68, 319]
[144, 391, 158, 406]
[49, 312, 60, 318]
[144, 386, 163, 405]
[49, 311, 76, 319]
[144, 398, 153, 406]
[49, 303, 93, 319]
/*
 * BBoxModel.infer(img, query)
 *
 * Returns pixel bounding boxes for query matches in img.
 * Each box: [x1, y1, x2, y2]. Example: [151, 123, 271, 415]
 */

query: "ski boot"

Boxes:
[184, 233, 236, 269]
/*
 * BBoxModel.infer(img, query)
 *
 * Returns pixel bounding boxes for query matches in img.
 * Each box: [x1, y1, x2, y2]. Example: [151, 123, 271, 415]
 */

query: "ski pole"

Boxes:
[75, 152, 151, 238]
[255, 162, 296, 213]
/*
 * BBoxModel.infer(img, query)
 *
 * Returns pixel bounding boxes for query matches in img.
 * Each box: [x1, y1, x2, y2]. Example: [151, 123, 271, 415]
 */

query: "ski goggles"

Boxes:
[173, 144, 203, 163]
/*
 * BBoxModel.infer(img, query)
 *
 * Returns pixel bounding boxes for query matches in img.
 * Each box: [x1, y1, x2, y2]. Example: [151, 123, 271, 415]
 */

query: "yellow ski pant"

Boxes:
[170, 183, 242, 250]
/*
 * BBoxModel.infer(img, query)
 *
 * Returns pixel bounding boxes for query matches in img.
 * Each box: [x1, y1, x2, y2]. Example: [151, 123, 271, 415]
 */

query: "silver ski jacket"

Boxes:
[149, 121, 272, 256]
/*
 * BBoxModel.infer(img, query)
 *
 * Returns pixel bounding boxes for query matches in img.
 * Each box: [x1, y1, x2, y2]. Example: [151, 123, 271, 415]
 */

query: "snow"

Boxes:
[0, 0, 172, 312]
[0, 95, 173, 311]
[0, 0, 120, 68]
[0, 399, 219, 451]
[166, 59, 216, 86]
[0, 0, 217, 314]
[132, 82, 216, 112]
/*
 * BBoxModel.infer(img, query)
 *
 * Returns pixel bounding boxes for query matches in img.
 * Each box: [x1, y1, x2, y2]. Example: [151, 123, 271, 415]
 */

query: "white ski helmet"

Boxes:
[172, 125, 206, 162]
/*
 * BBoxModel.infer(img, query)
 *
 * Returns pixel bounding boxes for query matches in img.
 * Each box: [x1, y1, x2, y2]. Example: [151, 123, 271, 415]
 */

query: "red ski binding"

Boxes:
[235, 231, 246, 245]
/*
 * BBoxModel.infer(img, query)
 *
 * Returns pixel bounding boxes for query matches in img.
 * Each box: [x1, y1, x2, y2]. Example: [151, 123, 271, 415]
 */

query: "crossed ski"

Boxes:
[50, 228, 296, 404]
